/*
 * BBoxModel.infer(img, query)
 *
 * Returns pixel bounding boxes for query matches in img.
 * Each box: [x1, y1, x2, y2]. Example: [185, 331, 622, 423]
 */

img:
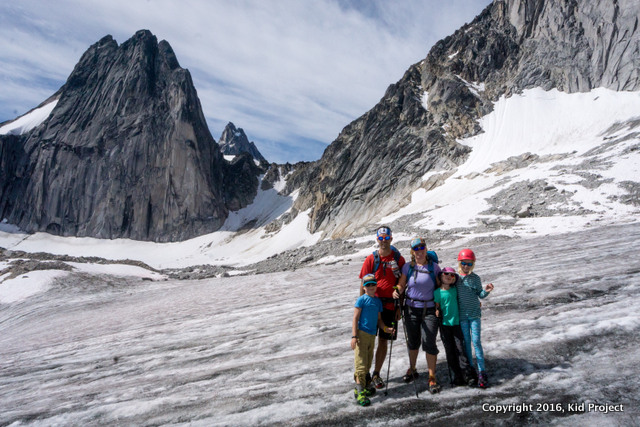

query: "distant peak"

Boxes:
[219, 122, 266, 162]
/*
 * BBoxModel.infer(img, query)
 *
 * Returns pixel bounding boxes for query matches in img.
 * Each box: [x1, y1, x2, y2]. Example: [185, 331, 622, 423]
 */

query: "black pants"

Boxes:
[439, 324, 477, 384]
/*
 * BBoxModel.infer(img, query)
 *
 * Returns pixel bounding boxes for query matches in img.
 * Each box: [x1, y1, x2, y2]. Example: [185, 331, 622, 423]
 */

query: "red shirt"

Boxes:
[359, 251, 406, 310]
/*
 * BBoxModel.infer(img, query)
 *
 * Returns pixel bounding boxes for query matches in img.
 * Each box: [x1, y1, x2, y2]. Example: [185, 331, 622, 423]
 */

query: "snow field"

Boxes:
[1, 223, 639, 425]
[0, 100, 58, 136]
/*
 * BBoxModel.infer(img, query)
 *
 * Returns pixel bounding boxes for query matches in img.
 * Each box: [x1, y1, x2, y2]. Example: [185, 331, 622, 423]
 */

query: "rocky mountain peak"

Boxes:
[0, 30, 261, 242]
[219, 122, 267, 163]
[286, 0, 640, 239]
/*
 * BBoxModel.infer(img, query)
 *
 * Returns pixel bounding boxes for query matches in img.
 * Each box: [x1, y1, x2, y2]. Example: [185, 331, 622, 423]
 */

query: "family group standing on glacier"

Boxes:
[351, 226, 494, 406]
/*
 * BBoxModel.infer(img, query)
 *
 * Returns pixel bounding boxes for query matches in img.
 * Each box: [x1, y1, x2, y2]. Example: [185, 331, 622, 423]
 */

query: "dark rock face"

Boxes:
[218, 122, 267, 163]
[290, 64, 470, 238]
[0, 30, 261, 242]
[497, 0, 640, 92]
[289, 0, 640, 238]
[223, 153, 263, 212]
[438, 0, 640, 97]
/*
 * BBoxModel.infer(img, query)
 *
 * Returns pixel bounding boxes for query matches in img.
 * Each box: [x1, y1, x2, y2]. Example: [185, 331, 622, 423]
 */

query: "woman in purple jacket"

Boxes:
[393, 237, 442, 394]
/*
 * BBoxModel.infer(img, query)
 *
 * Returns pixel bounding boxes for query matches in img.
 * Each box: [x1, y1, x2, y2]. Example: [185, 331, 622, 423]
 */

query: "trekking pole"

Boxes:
[400, 298, 419, 398]
[384, 320, 395, 396]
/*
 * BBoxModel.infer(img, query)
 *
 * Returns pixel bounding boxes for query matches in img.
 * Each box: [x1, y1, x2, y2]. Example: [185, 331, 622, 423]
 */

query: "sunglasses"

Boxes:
[442, 272, 456, 277]
[377, 235, 391, 241]
[460, 261, 474, 266]
[412, 245, 426, 251]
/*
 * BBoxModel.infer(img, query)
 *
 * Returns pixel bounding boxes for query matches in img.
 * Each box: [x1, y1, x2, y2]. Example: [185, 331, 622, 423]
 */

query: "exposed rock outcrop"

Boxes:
[497, 0, 640, 92]
[261, 161, 309, 191]
[0, 30, 261, 242]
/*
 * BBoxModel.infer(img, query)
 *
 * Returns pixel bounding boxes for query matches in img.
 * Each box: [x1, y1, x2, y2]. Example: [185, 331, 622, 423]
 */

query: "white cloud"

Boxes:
[0, 0, 491, 162]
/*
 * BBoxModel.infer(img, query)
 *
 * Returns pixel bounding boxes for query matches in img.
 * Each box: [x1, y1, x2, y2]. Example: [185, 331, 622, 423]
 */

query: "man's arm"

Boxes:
[377, 312, 394, 335]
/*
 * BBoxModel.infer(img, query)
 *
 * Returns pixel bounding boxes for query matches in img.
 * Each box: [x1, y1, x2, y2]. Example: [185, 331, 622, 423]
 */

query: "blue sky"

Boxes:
[0, 0, 490, 163]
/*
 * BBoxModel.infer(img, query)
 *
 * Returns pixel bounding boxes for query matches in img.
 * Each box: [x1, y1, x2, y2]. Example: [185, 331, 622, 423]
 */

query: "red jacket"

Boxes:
[359, 251, 405, 309]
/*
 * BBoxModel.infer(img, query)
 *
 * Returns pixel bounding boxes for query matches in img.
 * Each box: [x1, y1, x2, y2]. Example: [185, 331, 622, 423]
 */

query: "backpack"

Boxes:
[372, 245, 402, 274]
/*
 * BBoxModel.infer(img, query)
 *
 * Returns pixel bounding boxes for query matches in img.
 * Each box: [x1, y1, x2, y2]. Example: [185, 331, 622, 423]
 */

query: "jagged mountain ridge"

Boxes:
[218, 122, 267, 163]
[0, 30, 262, 242]
[286, 0, 640, 238]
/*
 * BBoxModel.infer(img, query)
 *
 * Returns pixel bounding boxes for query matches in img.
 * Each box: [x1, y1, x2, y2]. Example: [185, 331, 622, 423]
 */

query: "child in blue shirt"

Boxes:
[351, 274, 395, 406]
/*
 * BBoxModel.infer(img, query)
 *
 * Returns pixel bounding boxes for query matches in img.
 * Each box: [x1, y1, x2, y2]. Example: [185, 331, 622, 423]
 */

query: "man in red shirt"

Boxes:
[359, 226, 405, 389]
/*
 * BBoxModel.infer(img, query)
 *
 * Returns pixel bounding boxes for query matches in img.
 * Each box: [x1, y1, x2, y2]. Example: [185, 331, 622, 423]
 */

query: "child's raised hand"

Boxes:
[485, 283, 494, 292]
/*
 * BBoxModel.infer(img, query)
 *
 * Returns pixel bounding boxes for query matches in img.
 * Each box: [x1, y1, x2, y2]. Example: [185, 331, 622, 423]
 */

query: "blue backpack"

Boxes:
[372, 245, 402, 274]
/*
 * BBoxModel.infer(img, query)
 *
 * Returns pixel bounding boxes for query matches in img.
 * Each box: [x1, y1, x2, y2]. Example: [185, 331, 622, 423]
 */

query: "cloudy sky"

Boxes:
[0, 0, 490, 163]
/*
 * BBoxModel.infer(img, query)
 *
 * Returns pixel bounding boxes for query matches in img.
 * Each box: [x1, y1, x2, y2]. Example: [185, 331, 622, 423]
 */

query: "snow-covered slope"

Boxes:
[0, 100, 58, 135]
[0, 174, 318, 271]
[382, 88, 640, 234]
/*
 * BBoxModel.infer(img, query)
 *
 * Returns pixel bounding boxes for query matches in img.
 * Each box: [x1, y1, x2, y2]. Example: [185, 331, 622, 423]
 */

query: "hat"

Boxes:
[362, 273, 377, 287]
[376, 226, 392, 238]
[441, 267, 458, 277]
[410, 237, 426, 250]
[458, 248, 476, 261]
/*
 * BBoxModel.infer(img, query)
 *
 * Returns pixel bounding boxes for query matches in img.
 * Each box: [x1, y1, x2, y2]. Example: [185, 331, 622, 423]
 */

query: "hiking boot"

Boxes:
[428, 375, 441, 394]
[354, 385, 376, 398]
[403, 368, 419, 383]
[477, 371, 488, 389]
[371, 372, 384, 389]
[355, 390, 371, 406]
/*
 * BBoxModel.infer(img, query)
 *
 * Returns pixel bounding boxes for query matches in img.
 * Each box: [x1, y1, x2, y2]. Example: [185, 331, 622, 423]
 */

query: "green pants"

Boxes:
[354, 330, 376, 386]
